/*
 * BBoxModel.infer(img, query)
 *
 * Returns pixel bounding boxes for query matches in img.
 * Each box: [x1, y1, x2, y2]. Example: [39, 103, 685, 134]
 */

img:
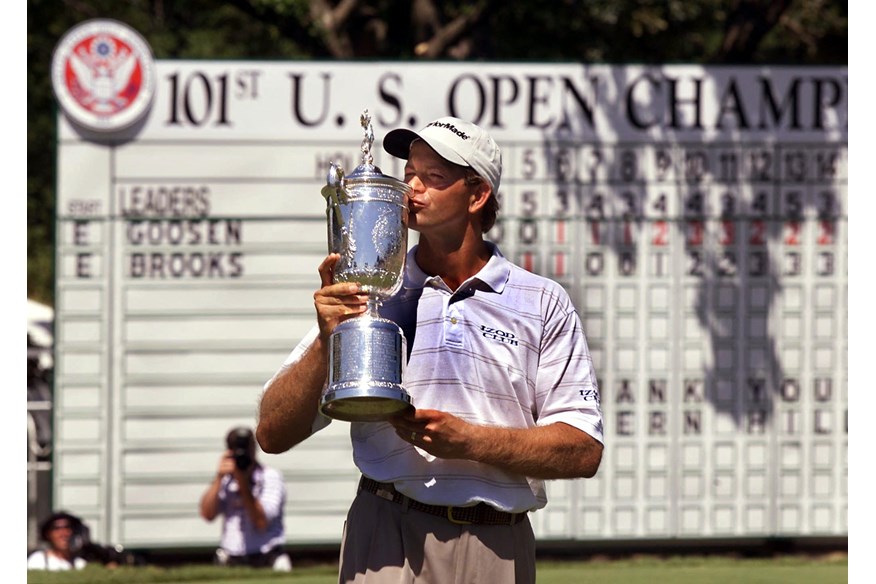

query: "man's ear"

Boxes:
[468, 180, 491, 214]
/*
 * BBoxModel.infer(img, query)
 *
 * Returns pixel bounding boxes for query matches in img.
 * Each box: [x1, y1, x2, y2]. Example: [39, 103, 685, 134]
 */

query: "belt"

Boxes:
[358, 476, 527, 526]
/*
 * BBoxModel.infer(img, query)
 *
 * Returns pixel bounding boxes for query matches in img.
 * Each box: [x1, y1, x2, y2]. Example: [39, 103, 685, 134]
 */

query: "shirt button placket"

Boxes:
[447, 302, 464, 346]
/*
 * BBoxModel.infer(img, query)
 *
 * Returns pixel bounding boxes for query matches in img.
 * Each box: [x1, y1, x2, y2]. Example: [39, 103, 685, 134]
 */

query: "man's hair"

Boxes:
[464, 170, 499, 233]
[39, 511, 83, 542]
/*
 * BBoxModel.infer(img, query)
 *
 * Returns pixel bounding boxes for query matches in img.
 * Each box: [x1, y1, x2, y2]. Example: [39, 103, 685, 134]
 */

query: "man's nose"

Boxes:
[407, 175, 425, 192]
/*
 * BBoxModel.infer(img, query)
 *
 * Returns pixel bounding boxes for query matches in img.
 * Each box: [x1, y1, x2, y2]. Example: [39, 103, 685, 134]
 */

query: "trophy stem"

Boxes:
[366, 297, 382, 318]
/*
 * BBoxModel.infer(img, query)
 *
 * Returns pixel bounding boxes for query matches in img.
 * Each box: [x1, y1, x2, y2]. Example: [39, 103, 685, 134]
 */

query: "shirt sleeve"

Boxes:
[534, 289, 604, 444]
[258, 466, 286, 521]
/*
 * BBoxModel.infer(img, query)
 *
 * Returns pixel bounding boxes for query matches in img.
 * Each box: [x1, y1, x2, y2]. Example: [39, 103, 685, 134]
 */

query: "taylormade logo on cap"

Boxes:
[424, 120, 472, 141]
[383, 116, 502, 195]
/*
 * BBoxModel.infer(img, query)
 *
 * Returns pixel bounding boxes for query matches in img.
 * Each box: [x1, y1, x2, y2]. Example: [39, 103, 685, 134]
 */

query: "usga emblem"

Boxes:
[51, 19, 156, 132]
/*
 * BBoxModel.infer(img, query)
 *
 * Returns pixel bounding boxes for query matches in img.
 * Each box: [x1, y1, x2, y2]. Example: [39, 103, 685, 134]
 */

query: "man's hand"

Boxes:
[216, 450, 236, 478]
[314, 254, 369, 341]
[390, 408, 603, 479]
[390, 408, 473, 460]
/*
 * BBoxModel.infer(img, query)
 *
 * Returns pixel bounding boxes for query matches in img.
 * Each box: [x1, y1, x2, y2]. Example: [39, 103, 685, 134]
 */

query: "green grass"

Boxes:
[26, 554, 848, 584]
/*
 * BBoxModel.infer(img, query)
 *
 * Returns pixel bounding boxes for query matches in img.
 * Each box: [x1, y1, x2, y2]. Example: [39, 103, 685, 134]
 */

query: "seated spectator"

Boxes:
[27, 511, 88, 570]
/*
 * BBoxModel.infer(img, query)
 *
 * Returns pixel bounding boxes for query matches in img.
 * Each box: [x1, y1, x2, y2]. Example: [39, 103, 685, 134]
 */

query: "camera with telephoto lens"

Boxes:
[228, 427, 253, 471]
[65, 515, 144, 566]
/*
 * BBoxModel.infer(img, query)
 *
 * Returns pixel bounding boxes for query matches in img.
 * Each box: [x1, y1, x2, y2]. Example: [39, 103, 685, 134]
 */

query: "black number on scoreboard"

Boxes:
[652, 193, 668, 216]
[521, 149, 537, 180]
[784, 191, 803, 220]
[586, 252, 604, 276]
[166, 72, 231, 127]
[748, 251, 768, 277]
[717, 251, 737, 277]
[554, 148, 574, 181]
[720, 191, 736, 219]
[816, 151, 839, 180]
[818, 190, 837, 219]
[687, 250, 703, 276]
[521, 190, 538, 217]
[621, 191, 639, 219]
[685, 150, 708, 183]
[619, 251, 636, 276]
[718, 151, 739, 181]
[685, 192, 705, 217]
[751, 191, 769, 217]
[587, 193, 605, 220]
[784, 150, 807, 181]
[655, 148, 673, 182]
[749, 150, 773, 181]
[620, 149, 638, 182]
[518, 219, 538, 245]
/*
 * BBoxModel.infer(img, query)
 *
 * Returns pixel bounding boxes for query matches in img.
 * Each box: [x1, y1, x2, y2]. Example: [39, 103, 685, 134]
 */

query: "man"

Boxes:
[257, 116, 604, 583]
[199, 426, 292, 571]
[27, 511, 88, 570]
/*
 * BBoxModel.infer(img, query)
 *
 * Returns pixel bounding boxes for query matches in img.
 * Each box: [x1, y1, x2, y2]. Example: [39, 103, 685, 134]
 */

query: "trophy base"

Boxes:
[321, 316, 412, 422]
[320, 385, 413, 422]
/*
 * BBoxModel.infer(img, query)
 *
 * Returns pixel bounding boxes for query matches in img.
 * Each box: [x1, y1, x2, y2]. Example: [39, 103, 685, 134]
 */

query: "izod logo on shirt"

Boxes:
[480, 325, 518, 346]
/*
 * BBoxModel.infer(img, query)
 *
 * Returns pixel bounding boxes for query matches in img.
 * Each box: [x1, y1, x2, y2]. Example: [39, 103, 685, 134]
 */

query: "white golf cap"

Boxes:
[383, 116, 502, 194]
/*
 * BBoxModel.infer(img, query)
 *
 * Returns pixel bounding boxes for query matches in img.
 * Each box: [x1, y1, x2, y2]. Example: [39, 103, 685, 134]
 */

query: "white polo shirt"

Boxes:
[267, 243, 603, 513]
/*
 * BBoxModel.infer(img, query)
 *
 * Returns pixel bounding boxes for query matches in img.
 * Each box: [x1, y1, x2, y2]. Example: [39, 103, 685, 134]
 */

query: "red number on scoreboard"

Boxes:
[817, 220, 835, 245]
[749, 220, 766, 245]
[652, 220, 669, 246]
[784, 221, 801, 245]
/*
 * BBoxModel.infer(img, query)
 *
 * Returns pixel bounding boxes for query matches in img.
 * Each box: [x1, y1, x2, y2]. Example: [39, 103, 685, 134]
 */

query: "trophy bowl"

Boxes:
[318, 110, 414, 422]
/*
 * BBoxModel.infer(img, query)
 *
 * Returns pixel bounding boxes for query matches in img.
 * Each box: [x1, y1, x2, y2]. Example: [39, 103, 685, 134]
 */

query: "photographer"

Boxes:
[199, 426, 291, 571]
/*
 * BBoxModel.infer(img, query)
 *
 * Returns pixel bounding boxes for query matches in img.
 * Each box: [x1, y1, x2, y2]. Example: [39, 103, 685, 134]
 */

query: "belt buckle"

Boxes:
[374, 487, 395, 502]
[446, 506, 473, 525]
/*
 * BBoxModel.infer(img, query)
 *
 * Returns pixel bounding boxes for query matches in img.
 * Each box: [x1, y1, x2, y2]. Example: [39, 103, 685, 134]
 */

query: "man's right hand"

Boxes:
[315, 253, 369, 341]
[216, 450, 236, 478]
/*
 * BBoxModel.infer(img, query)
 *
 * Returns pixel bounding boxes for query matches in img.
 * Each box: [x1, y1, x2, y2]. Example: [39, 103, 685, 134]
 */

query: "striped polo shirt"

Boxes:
[217, 464, 287, 555]
[269, 242, 603, 513]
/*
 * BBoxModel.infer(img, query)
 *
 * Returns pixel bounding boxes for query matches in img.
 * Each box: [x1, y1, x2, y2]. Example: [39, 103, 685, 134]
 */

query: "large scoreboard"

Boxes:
[53, 50, 847, 547]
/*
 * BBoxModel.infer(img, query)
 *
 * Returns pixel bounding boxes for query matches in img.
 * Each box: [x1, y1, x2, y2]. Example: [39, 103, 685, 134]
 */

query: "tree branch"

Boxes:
[308, 0, 364, 57]
[412, 0, 492, 58]
[714, 0, 793, 63]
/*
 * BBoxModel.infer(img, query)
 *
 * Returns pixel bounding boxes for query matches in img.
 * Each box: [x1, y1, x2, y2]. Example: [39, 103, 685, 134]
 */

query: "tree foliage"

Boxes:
[27, 0, 847, 304]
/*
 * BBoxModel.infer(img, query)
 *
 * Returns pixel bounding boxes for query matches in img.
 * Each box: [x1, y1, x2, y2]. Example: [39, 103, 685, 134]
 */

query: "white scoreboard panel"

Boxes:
[54, 63, 847, 548]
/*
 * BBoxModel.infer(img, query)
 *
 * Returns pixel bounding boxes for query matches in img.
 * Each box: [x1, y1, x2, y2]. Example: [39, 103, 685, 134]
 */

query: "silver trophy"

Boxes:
[318, 110, 414, 422]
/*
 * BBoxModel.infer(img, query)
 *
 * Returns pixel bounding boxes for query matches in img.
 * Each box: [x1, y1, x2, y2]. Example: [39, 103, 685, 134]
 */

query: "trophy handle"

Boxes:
[322, 162, 347, 230]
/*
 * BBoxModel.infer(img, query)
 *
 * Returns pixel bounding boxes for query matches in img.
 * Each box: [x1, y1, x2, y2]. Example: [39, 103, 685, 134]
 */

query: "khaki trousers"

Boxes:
[338, 488, 536, 584]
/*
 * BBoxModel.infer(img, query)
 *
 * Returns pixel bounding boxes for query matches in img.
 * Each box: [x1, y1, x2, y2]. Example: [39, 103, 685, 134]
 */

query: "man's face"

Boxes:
[403, 141, 475, 234]
[46, 520, 73, 552]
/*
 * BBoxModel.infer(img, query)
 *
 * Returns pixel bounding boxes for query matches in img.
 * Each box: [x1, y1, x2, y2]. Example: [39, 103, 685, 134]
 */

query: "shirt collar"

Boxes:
[402, 241, 510, 294]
